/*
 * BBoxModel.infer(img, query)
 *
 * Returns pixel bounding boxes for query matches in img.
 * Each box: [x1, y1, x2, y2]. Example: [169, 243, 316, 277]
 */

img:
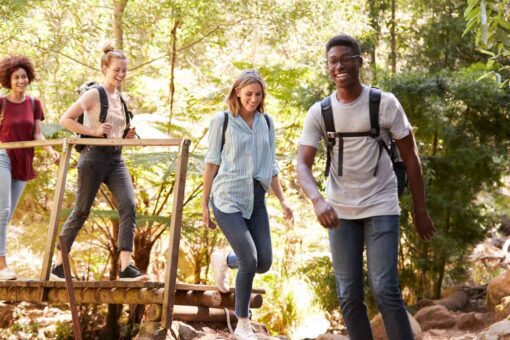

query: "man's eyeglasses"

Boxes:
[327, 55, 360, 67]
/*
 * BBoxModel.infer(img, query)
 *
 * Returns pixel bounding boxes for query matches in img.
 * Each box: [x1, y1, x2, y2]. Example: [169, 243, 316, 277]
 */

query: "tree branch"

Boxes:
[11, 37, 99, 71]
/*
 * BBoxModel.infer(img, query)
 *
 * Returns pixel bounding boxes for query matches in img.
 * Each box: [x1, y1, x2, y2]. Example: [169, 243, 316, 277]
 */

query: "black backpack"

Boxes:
[321, 87, 407, 196]
[220, 111, 271, 151]
[75, 82, 133, 152]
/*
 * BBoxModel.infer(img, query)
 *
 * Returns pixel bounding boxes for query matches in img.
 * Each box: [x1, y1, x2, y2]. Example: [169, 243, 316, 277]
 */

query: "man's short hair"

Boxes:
[326, 35, 361, 55]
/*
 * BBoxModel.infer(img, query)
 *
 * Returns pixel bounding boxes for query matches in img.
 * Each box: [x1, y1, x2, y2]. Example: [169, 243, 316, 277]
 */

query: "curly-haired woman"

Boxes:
[0, 55, 60, 280]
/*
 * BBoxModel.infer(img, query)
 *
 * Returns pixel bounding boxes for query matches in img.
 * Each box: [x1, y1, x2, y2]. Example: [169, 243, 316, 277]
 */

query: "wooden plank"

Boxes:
[66, 138, 183, 147]
[0, 280, 42, 288]
[0, 139, 64, 149]
[0, 280, 265, 294]
[174, 283, 265, 294]
[39, 142, 73, 300]
[59, 236, 82, 340]
[162, 139, 190, 329]
[172, 306, 237, 323]
[45, 281, 162, 289]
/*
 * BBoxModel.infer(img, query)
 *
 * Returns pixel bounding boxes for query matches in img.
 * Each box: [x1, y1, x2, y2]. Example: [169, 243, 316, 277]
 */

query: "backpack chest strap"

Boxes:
[327, 132, 388, 176]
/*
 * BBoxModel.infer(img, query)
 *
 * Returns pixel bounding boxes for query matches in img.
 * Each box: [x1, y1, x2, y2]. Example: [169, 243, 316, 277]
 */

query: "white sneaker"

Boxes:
[0, 267, 17, 280]
[211, 250, 230, 293]
[234, 319, 257, 340]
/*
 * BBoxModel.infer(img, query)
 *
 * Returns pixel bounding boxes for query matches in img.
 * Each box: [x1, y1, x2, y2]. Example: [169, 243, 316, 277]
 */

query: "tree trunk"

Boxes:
[113, 0, 129, 50]
[390, 0, 397, 74]
[168, 20, 180, 132]
[434, 208, 451, 298]
[367, 0, 380, 81]
[104, 210, 121, 335]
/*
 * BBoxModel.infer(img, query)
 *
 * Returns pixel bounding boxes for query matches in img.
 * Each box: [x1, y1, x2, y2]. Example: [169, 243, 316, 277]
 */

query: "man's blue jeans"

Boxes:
[329, 215, 413, 340]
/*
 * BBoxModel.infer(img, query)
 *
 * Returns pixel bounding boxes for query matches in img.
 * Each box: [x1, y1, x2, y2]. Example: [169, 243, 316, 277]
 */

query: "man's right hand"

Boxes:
[313, 197, 340, 229]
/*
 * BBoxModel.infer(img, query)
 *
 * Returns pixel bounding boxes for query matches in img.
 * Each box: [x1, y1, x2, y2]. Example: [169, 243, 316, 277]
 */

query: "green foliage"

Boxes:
[257, 272, 299, 334]
[2, 0, 510, 335]
[380, 65, 509, 297]
[464, 0, 510, 85]
[55, 321, 73, 340]
[300, 255, 338, 313]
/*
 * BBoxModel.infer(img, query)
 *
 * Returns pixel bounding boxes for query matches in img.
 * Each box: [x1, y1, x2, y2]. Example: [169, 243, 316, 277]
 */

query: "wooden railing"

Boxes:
[0, 137, 190, 329]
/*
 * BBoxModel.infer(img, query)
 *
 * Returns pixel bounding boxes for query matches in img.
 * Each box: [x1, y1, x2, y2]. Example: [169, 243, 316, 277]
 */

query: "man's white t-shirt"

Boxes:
[298, 85, 411, 219]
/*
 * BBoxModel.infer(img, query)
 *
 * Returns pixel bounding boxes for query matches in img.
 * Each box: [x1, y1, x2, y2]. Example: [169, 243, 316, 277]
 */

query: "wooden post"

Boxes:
[59, 236, 82, 340]
[39, 141, 72, 301]
[162, 139, 190, 329]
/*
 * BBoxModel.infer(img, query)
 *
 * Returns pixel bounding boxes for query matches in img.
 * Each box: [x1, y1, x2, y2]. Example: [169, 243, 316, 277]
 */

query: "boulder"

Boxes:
[370, 311, 422, 340]
[433, 288, 468, 311]
[457, 312, 485, 330]
[0, 304, 15, 328]
[487, 271, 510, 311]
[478, 319, 510, 340]
[316, 334, 349, 340]
[414, 305, 456, 331]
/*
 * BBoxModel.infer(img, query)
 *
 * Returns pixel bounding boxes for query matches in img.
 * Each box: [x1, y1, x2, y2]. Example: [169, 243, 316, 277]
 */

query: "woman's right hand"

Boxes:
[93, 122, 113, 137]
[202, 205, 217, 229]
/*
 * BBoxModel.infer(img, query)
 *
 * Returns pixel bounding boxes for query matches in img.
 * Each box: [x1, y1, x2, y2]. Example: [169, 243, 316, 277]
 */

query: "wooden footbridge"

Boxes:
[0, 138, 264, 337]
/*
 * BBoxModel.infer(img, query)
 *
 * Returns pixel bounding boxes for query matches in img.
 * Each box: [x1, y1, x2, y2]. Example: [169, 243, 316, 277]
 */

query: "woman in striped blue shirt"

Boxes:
[202, 69, 293, 339]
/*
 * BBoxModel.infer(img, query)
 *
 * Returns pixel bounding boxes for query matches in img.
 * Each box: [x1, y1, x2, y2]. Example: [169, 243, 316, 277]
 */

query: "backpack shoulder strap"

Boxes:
[321, 96, 335, 134]
[29, 96, 36, 118]
[119, 92, 133, 126]
[369, 87, 391, 176]
[263, 113, 270, 131]
[369, 87, 381, 137]
[0, 97, 6, 129]
[95, 86, 109, 123]
[321, 96, 335, 177]
[220, 111, 229, 152]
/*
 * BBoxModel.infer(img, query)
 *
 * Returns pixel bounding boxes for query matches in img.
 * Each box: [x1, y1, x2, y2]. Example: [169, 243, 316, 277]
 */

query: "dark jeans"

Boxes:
[329, 215, 413, 340]
[211, 180, 272, 318]
[59, 146, 136, 252]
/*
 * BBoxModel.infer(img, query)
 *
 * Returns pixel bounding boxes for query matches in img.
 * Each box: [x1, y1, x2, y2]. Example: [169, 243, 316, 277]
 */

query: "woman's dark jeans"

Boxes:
[59, 146, 136, 253]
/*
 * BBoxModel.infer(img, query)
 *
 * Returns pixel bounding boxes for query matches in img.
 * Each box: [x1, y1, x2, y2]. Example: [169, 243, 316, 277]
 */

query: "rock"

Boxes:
[416, 298, 434, 310]
[135, 321, 166, 340]
[434, 288, 468, 311]
[370, 311, 423, 340]
[251, 321, 269, 335]
[0, 304, 15, 328]
[478, 319, 510, 340]
[487, 271, 510, 311]
[414, 305, 456, 331]
[316, 334, 349, 340]
[475, 312, 495, 328]
[457, 312, 485, 330]
[175, 321, 203, 340]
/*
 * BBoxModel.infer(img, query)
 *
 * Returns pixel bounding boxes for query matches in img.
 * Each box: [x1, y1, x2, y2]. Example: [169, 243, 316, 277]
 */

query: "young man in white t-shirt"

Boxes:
[297, 34, 436, 339]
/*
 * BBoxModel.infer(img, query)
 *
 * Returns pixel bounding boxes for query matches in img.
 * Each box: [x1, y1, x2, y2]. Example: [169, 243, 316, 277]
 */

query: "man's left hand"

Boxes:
[414, 211, 436, 241]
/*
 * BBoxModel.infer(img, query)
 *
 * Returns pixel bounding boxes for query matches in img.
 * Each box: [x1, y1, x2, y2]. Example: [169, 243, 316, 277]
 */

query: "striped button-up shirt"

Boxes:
[205, 110, 279, 219]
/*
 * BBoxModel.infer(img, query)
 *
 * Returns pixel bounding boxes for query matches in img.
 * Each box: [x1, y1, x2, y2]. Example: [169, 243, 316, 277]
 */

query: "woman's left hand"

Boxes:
[49, 149, 60, 165]
[280, 200, 294, 225]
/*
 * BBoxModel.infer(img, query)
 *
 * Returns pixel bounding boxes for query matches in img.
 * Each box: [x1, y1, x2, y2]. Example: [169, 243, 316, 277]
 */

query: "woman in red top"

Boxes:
[0, 56, 60, 280]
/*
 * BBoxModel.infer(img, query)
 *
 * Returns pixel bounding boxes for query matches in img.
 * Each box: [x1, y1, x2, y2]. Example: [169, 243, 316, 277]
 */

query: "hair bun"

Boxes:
[102, 42, 115, 54]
